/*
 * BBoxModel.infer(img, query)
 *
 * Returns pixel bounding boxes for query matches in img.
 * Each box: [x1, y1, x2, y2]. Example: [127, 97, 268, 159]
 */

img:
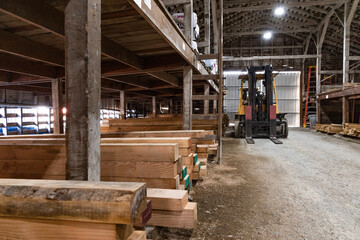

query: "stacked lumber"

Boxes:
[0, 141, 182, 189]
[0, 179, 147, 240]
[315, 124, 343, 134]
[340, 123, 360, 138]
[102, 117, 218, 134]
[146, 188, 197, 229]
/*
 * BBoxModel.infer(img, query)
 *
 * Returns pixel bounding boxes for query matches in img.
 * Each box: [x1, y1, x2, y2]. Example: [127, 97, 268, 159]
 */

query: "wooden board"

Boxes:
[147, 202, 197, 229]
[102, 160, 177, 179]
[0, 179, 146, 224]
[102, 175, 180, 189]
[196, 144, 209, 153]
[127, 230, 146, 240]
[0, 217, 117, 240]
[147, 188, 188, 211]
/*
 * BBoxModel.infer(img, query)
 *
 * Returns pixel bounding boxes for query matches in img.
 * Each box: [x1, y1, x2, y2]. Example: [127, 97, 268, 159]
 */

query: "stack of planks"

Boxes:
[340, 123, 360, 138]
[0, 179, 147, 240]
[0, 138, 187, 190]
[101, 117, 218, 134]
[315, 124, 343, 134]
[146, 188, 197, 229]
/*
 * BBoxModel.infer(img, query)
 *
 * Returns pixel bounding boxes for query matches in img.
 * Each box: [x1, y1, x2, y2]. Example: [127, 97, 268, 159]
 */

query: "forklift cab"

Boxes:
[235, 65, 288, 144]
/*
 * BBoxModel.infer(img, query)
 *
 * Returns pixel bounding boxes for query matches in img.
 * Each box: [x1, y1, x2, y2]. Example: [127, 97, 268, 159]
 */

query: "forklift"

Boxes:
[234, 65, 288, 144]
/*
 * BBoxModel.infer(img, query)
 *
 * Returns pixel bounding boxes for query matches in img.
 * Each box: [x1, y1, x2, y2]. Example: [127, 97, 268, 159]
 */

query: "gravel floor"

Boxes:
[160, 128, 360, 240]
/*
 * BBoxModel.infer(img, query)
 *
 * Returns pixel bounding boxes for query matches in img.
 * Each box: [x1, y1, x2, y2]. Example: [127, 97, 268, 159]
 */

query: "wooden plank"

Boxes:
[102, 161, 177, 179]
[0, 217, 117, 240]
[127, 230, 146, 240]
[102, 176, 180, 189]
[147, 188, 188, 211]
[0, 179, 146, 224]
[101, 143, 179, 162]
[147, 202, 197, 229]
[192, 95, 218, 100]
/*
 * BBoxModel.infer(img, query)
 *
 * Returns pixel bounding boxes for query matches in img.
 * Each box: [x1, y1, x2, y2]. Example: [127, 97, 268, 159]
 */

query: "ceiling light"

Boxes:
[274, 6, 285, 16]
[263, 31, 272, 40]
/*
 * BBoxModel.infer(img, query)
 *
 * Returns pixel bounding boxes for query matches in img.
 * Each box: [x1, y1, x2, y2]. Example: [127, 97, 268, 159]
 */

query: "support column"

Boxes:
[184, 0, 193, 43]
[169, 99, 173, 114]
[120, 90, 125, 119]
[152, 96, 157, 117]
[316, 42, 321, 123]
[213, 99, 217, 114]
[343, 0, 350, 126]
[183, 66, 192, 130]
[211, 0, 219, 53]
[51, 79, 64, 134]
[204, 83, 210, 115]
[204, 0, 211, 54]
[65, 0, 101, 181]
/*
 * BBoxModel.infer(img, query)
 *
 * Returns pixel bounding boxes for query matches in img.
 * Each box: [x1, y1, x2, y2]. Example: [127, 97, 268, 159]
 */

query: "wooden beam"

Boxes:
[65, 0, 101, 181]
[193, 74, 219, 80]
[162, 0, 190, 6]
[211, 0, 219, 53]
[223, 55, 320, 61]
[148, 71, 180, 87]
[224, 0, 347, 12]
[197, 54, 219, 60]
[184, 0, 194, 43]
[0, 179, 146, 225]
[52, 79, 64, 134]
[0, 29, 64, 66]
[226, 28, 314, 37]
[182, 66, 192, 130]
[0, 53, 59, 78]
[0, 0, 145, 71]
[192, 95, 218, 100]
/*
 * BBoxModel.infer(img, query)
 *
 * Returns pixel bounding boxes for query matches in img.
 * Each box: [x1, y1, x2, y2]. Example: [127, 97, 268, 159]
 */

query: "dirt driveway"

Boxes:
[159, 128, 360, 240]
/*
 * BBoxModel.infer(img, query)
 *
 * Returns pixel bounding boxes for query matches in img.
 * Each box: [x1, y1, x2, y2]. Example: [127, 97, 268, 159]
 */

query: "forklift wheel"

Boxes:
[283, 120, 289, 138]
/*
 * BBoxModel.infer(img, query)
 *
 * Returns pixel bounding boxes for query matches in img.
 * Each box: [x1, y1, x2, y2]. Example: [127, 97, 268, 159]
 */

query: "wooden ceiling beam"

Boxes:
[0, 52, 62, 79]
[224, 0, 346, 13]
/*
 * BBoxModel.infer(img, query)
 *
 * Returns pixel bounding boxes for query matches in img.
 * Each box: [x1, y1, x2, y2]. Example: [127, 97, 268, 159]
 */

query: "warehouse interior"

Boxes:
[0, 0, 359, 239]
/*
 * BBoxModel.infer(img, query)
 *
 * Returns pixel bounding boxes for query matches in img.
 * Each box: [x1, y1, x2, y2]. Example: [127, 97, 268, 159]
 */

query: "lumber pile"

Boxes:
[101, 117, 218, 134]
[146, 188, 197, 229]
[0, 179, 147, 240]
[315, 124, 343, 134]
[340, 123, 360, 138]
[0, 141, 185, 190]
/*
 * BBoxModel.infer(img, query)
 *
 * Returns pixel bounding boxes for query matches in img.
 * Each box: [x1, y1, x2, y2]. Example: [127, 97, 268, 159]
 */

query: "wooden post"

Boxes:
[183, 66, 192, 130]
[51, 79, 63, 134]
[65, 0, 101, 181]
[184, 0, 193, 43]
[204, 83, 210, 115]
[213, 99, 217, 114]
[152, 96, 157, 117]
[169, 99, 173, 114]
[343, 0, 350, 126]
[120, 90, 125, 119]
[316, 41, 321, 123]
[204, 0, 211, 54]
[211, 0, 219, 53]
[217, 0, 223, 163]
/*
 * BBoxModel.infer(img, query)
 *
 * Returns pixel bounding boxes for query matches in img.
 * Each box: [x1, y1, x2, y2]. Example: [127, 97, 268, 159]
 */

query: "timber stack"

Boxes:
[340, 124, 360, 138]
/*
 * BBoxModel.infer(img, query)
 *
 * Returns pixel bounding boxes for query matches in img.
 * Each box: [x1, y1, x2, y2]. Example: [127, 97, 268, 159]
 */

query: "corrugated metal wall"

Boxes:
[224, 72, 300, 127]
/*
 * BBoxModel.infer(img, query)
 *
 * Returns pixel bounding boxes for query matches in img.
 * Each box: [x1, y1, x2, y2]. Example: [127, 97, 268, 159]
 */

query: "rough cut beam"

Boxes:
[0, 53, 59, 78]
[223, 55, 320, 61]
[0, 29, 64, 66]
[148, 71, 180, 87]
[224, 0, 347, 12]
[106, 76, 152, 89]
[0, 0, 143, 70]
